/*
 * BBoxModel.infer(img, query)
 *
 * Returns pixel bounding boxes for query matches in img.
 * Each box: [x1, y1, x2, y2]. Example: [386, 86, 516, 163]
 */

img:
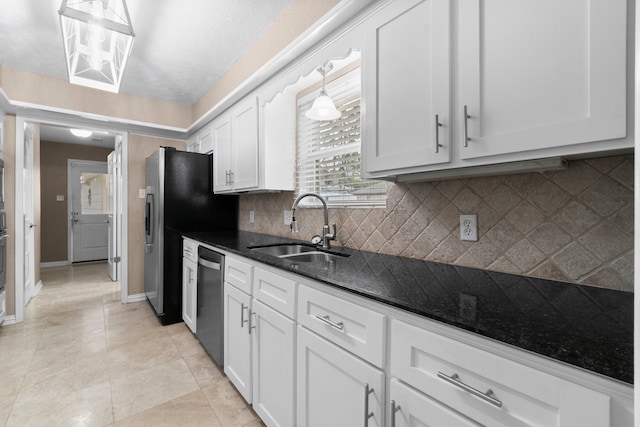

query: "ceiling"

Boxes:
[0, 0, 294, 148]
[0, 0, 293, 106]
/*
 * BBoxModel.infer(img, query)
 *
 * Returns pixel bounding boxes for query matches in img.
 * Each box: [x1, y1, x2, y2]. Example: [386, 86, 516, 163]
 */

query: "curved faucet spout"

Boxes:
[291, 193, 336, 249]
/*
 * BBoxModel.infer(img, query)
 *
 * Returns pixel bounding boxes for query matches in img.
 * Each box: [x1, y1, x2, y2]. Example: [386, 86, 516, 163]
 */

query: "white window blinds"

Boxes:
[296, 68, 387, 208]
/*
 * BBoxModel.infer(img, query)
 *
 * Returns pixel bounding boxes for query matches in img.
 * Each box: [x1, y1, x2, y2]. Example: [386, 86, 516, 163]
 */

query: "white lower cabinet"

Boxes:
[390, 319, 611, 427]
[252, 299, 296, 427]
[224, 258, 297, 427]
[390, 379, 478, 427]
[182, 238, 198, 333]
[297, 326, 384, 427]
[224, 282, 253, 402]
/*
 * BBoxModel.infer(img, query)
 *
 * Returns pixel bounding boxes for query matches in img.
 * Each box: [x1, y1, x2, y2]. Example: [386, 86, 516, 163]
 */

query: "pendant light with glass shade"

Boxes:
[305, 63, 342, 121]
[58, 0, 135, 93]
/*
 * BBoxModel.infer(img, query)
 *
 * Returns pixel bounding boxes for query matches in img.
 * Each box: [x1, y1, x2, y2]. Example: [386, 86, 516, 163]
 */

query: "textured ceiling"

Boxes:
[0, 0, 293, 106]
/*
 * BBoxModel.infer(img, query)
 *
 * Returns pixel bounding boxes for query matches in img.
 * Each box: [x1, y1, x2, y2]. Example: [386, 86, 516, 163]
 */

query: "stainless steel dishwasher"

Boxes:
[196, 246, 225, 367]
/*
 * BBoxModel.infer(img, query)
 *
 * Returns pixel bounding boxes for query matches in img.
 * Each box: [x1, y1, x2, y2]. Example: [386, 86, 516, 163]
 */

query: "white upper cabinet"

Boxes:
[458, 0, 627, 160]
[198, 126, 214, 154]
[213, 96, 259, 193]
[362, 0, 630, 179]
[363, 0, 451, 173]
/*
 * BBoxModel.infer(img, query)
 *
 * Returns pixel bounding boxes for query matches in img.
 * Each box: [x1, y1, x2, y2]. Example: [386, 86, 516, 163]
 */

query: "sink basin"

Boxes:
[280, 251, 345, 263]
[248, 243, 349, 263]
[249, 244, 318, 257]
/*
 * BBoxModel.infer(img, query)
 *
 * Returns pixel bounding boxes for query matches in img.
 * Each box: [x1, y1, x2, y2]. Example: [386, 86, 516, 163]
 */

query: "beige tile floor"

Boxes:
[0, 262, 264, 427]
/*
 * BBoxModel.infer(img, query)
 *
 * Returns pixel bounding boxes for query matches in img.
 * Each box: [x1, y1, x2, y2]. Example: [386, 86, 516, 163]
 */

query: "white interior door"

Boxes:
[23, 124, 35, 306]
[107, 151, 118, 280]
[69, 160, 109, 263]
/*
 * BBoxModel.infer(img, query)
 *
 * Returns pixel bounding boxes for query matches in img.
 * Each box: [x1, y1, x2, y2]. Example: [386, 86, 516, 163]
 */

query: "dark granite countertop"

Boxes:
[183, 230, 633, 385]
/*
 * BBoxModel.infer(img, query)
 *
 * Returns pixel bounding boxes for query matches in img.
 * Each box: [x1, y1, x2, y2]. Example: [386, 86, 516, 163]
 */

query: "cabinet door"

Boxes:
[232, 97, 259, 191]
[390, 379, 479, 427]
[363, 0, 450, 175]
[458, 0, 627, 159]
[224, 283, 252, 402]
[213, 113, 233, 193]
[297, 327, 384, 427]
[252, 300, 296, 427]
[198, 126, 214, 154]
[181, 257, 197, 333]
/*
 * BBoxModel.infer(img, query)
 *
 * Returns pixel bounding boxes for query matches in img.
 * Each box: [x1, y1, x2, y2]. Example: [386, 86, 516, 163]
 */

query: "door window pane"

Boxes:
[80, 172, 108, 214]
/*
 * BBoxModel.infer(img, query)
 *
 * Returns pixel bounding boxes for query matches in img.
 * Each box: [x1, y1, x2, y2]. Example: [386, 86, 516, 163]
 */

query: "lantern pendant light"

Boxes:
[58, 0, 135, 93]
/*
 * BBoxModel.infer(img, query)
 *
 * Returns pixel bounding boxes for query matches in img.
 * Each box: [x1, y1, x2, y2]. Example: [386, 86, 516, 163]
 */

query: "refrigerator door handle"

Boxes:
[145, 193, 154, 244]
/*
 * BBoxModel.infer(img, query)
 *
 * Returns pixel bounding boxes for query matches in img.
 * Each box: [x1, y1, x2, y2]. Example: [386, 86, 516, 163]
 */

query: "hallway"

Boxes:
[0, 262, 262, 426]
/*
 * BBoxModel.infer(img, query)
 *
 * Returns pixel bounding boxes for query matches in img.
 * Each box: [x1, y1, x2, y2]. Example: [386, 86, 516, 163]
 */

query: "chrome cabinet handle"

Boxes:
[249, 311, 256, 334]
[240, 303, 249, 328]
[364, 383, 374, 426]
[435, 114, 442, 153]
[315, 314, 344, 331]
[437, 372, 503, 408]
[391, 400, 401, 427]
[188, 268, 193, 283]
[229, 170, 234, 185]
[463, 105, 471, 148]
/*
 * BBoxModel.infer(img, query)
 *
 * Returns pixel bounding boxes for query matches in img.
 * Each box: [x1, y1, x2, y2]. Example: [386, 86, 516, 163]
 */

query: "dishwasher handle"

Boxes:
[198, 257, 221, 270]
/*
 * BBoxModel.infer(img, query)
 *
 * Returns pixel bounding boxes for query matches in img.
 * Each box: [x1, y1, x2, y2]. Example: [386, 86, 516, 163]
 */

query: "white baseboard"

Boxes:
[2, 315, 17, 326]
[127, 293, 147, 303]
[40, 261, 69, 268]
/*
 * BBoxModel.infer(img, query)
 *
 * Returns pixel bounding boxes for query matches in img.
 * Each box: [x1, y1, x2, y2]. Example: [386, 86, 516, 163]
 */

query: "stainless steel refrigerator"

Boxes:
[144, 147, 237, 325]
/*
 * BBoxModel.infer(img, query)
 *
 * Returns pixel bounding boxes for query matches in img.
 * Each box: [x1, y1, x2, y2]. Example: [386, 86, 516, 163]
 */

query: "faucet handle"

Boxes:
[328, 223, 337, 240]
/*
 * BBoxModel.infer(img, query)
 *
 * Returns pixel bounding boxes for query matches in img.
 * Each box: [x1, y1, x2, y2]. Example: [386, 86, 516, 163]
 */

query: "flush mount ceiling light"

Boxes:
[305, 63, 341, 121]
[70, 128, 93, 137]
[58, 0, 135, 93]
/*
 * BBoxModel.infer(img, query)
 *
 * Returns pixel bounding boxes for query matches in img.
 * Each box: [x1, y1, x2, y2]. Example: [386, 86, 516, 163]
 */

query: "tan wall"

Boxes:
[239, 154, 634, 292]
[192, 0, 341, 120]
[0, 67, 192, 129]
[4, 115, 15, 315]
[40, 141, 114, 263]
[127, 135, 185, 296]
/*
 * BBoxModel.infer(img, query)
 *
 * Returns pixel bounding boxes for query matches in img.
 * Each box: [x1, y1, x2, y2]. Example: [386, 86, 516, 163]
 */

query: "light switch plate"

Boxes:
[139, 189, 146, 199]
[249, 210, 255, 224]
[460, 214, 478, 241]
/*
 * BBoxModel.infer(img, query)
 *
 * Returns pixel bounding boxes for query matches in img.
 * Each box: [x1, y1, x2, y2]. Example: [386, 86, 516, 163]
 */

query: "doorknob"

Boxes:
[29, 223, 36, 229]
[104, 220, 110, 223]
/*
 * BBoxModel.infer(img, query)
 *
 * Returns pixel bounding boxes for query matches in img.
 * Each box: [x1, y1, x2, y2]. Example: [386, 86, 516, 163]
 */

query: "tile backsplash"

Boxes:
[239, 154, 634, 292]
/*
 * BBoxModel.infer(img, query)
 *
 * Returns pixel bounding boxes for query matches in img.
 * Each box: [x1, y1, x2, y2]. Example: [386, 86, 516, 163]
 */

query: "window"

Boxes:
[296, 66, 387, 208]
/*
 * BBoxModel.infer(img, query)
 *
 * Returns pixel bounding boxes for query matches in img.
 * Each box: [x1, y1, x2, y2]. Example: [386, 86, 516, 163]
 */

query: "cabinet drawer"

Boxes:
[253, 267, 297, 319]
[391, 320, 610, 427]
[225, 256, 253, 294]
[297, 285, 386, 368]
[182, 238, 198, 263]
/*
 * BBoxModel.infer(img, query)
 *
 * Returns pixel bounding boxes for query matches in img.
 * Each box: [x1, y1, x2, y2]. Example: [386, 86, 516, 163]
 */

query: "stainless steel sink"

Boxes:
[280, 252, 345, 263]
[248, 243, 349, 263]
[249, 244, 317, 257]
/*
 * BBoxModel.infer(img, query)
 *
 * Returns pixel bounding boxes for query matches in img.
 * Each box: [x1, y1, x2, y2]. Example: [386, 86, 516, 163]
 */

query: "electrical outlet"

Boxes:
[249, 211, 255, 224]
[460, 214, 478, 241]
[459, 293, 478, 321]
[283, 210, 293, 225]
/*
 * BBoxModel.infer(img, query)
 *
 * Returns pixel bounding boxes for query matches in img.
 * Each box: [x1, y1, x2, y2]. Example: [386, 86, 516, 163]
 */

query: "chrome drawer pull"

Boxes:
[391, 400, 401, 427]
[364, 383, 374, 426]
[315, 314, 344, 331]
[463, 105, 471, 147]
[240, 303, 249, 328]
[437, 372, 503, 408]
[435, 114, 443, 153]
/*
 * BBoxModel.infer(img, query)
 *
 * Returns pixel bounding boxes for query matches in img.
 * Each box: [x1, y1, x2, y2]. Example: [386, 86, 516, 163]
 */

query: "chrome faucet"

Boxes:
[291, 193, 336, 249]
